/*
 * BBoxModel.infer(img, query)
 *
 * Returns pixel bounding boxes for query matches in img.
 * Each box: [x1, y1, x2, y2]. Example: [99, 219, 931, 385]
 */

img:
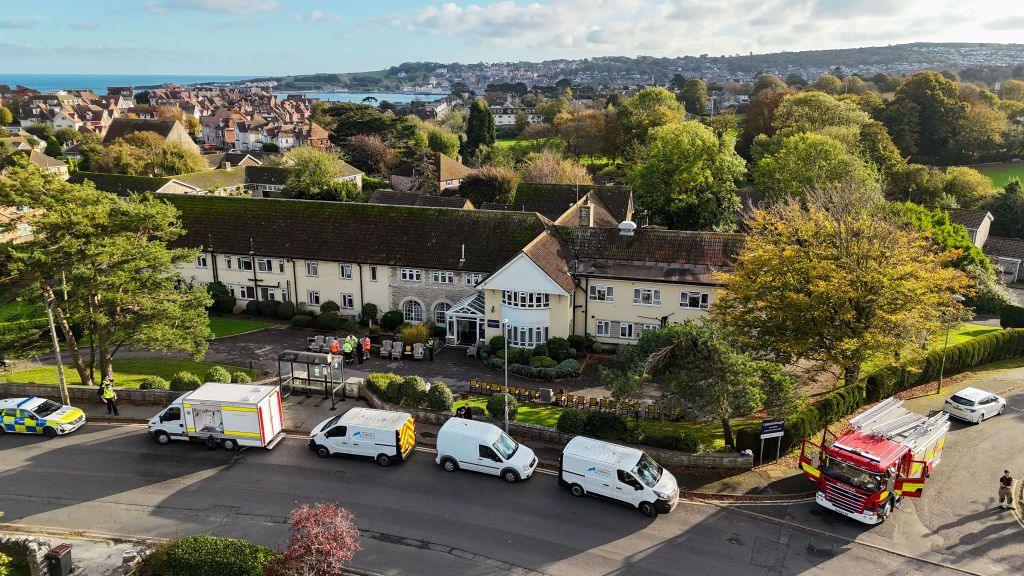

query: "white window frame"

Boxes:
[339, 264, 353, 279]
[224, 255, 232, 269]
[588, 284, 614, 302]
[632, 287, 661, 306]
[433, 302, 450, 326]
[237, 285, 255, 300]
[369, 266, 378, 282]
[339, 293, 354, 309]
[431, 270, 454, 284]
[305, 261, 319, 277]
[307, 290, 321, 306]
[505, 323, 550, 348]
[465, 272, 485, 286]
[680, 291, 710, 310]
[237, 256, 253, 271]
[501, 290, 550, 309]
[401, 268, 422, 282]
[256, 258, 274, 273]
[619, 322, 636, 340]
[196, 254, 208, 268]
[259, 287, 276, 301]
[595, 320, 610, 337]
[642, 323, 660, 334]
[402, 299, 424, 323]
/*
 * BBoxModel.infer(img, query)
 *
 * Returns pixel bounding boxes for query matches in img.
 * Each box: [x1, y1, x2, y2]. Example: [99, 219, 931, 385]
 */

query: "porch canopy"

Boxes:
[445, 291, 486, 346]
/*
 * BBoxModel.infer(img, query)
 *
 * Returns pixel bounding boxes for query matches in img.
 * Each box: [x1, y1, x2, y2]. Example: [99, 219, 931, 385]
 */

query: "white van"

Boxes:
[560, 436, 679, 517]
[309, 407, 416, 466]
[147, 383, 284, 450]
[435, 418, 538, 483]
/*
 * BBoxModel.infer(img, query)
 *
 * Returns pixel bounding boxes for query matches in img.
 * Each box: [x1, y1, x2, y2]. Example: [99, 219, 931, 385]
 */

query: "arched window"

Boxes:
[403, 299, 424, 323]
[434, 302, 451, 326]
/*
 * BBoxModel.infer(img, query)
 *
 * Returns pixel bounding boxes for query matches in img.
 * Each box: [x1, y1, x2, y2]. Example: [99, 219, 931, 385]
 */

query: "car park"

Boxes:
[309, 407, 416, 466]
[0, 397, 86, 437]
[435, 419, 537, 483]
[942, 387, 1006, 423]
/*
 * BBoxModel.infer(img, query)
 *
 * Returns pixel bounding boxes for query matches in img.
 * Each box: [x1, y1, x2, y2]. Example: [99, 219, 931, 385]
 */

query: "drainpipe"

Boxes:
[290, 259, 298, 304]
[358, 263, 365, 321]
[583, 277, 589, 336]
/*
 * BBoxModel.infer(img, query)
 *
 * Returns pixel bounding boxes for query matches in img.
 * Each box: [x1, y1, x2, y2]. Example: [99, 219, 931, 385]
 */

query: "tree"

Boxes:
[44, 136, 62, 158]
[752, 74, 787, 95]
[0, 164, 212, 385]
[344, 134, 393, 174]
[86, 133, 206, 176]
[858, 120, 907, 182]
[785, 73, 807, 88]
[267, 503, 361, 576]
[988, 178, 1024, 238]
[942, 166, 998, 209]
[407, 149, 439, 193]
[154, 143, 207, 175]
[1000, 79, 1024, 102]
[954, 102, 1006, 160]
[0, 105, 14, 125]
[752, 132, 877, 204]
[425, 126, 460, 158]
[459, 166, 518, 206]
[282, 146, 343, 199]
[811, 74, 843, 94]
[518, 150, 592, 185]
[25, 124, 54, 141]
[888, 71, 966, 160]
[322, 102, 416, 145]
[556, 108, 607, 160]
[538, 91, 571, 125]
[680, 78, 708, 116]
[617, 87, 684, 144]
[772, 91, 870, 133]
[627, 121, 746, 230]
[713, 183, 969, 390]
[53, 127, 82, 145]
[885, 202, 992, 272]
[739, 87, 794, 156]
[464, 99, 496, 157]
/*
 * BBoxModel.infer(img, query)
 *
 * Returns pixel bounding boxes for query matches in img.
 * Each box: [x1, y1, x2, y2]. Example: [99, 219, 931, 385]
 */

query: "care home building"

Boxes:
[166, 186, 741, 349]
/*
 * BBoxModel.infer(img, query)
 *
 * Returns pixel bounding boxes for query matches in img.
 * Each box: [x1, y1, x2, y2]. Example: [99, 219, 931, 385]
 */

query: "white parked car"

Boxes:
[435, 418, 537, 483]
[560, 436, 679, 517]
[943, 387, 1006, 423]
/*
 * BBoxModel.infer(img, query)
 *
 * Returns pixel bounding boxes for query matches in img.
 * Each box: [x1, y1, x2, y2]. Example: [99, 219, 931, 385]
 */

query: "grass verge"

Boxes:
[209, 316, 274, 338]
[1, 358, 259, 388]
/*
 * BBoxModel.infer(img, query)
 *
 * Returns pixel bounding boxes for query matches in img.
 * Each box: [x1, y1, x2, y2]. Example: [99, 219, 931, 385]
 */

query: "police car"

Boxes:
[0, 397, 87, 437]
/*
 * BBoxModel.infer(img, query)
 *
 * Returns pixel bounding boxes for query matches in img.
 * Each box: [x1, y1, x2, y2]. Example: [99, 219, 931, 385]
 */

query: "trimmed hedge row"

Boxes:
[485, 357, 581, 381]
[140, 535, 274, 576]
[366, 372, 452, 411]
[1002, 305, 1024, 329]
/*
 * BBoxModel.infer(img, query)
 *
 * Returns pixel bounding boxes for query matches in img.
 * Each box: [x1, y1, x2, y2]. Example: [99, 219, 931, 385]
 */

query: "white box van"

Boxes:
[147, 383, 284, 451]
[308, 407, 416, 466]
[560, 436, 679, 517]
[435, 418, 537, 483]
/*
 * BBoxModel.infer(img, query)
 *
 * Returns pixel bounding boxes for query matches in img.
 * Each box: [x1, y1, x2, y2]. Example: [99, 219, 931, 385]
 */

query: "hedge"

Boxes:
[487, 358, 581, 381]
[144, 535, 275, 576]
[204, 366, 231, 383]
[169, 371, 202, 392]
[275, 301, 296, 320]
[398, 375, 429, 406]
[231, 371, 252, 383]
[290, 314, 313, 328]
[367, 372, 403, 403]
[315, 311, 341, 331]
[486, 393, 518, 420]
[139, 376, 169, 390]
[425, 381, 454, 412]
[1001, 305, 1024, 329]
[556, 407, 586, 434]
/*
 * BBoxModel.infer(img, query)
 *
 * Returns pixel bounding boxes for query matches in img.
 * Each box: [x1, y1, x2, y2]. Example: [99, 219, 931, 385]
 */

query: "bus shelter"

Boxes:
[277, 349, 347, 409]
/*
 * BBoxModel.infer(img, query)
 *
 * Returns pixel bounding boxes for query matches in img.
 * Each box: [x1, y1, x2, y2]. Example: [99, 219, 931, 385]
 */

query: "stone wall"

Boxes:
[0, 376, 281, 406]
[0, 534, 49, 576]
[387, 267, 478, 322]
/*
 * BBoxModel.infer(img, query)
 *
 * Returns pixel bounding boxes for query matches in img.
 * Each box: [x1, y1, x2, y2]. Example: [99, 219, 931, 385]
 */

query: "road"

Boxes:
[0, 422, 1005, 576]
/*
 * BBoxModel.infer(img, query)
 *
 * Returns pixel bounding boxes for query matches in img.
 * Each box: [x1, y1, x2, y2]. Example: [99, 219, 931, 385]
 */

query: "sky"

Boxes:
[1, 0, 1023, 76]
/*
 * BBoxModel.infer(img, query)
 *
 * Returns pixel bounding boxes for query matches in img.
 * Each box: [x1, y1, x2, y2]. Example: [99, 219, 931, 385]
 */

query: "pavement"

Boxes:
[0, 525, 148, 576]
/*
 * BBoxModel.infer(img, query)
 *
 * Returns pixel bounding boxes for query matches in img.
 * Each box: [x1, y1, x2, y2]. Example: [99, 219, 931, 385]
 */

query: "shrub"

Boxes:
[139, 376, 169, 390]
[674, 431, 702, 452]
[361, 303, 379, 323]
[551, 359, 580, 378]
[291, 314, 313, 328]
[342, 320, 361, 333]
[244, 300, 259, 315]
[257, 299, 279, 317]
[231, 371, 252, 383]
[531, 343, 549, 358]
[275, 300, 296, 320]
[425, 381, 454, 412]
[169, 371, 202, 391]
[488, 335, 506, 350]
[623, 425, 646, 445]
[398, 375, 429, 406]
[556, 407, 586, 434]
[204, 366, 231, 383]
[398, 323, 430, 345]
[508, 347, 532, 365]
[546, 337, 571, 361]
[315, 311, 341, 331]
[1003, 305, 1024, 328]
[206, 281, 235, 314]
[380, 310, 404, 332]
[567, 334, 594, 355]
[584, 411, 628, 440]
[366, 372, 403, 402]
[157, 535, 274, 576]
[486, 356, 505, 370]
[320, 300, 340, 314]
[486, 393, 518, 420]
[530, 355, 557, 368]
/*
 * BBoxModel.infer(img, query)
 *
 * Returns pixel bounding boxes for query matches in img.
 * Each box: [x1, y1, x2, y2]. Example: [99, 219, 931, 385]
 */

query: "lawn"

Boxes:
[0, 300, 44, 322]
[940, 323, 1000, 346]
[208, 316, 274, 338]
[1, 358, 260, 388]
[972, 161, 1024, 188]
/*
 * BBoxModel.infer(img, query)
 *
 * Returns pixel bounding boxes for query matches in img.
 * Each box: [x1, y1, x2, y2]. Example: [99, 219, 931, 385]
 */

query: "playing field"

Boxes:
[974, 161, 1024, 188]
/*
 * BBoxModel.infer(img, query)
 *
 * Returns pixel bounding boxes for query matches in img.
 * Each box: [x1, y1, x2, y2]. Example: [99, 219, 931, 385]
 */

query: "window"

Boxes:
[237, 285, 255, 300]
[259, 287, 276, 301]
[369, 266, 378, 282]
[237, 257, 253, 271]
[632, 288, 661, 306]
[305, 261, 319, 277]
[326, 426, 347, 438]
[161, 407, 181, 422]
[434, 302, 450, 326]
[479, 445, 501, 462]
[501, 291, 550, 309]
[196, 254, 208, 268]
[256, 258, 274, 273]
[403, 300, 424, 323]
[466, 272, 485, 286]
[340, 293, 354, 309]
[224, 256, 232, 269]
[596, 320, 610, 337]
[432, 270, 454, 284]
[617, 469, 643, 489]
[620, 323, 635, 339]
[401, 268, 422, 282]
[339, 264, 352, 279]
[307, 290, 321, 306]
[681, 291, 710, 309]
[588, 284, 614, 302]
[642, 323, 660, 334]
[505, 324, 549, 348]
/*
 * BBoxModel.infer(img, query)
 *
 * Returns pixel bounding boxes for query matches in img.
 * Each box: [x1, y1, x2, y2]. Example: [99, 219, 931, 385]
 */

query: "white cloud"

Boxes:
[292, 10, 343, 23]
[146, 0, 280, 15]
[0, 17, 37, 29]
[70, 20, 99, 30]
[391, 0, 1024, 59]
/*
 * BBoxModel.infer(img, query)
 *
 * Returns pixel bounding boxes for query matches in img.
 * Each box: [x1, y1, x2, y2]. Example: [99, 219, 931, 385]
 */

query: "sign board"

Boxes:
[487, 319, 500, 328]
[760, 419, 785, 439]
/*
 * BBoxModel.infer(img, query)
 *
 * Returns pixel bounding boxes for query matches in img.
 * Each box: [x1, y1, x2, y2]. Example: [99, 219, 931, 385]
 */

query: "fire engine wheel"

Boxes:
[222, 439, 237, 451]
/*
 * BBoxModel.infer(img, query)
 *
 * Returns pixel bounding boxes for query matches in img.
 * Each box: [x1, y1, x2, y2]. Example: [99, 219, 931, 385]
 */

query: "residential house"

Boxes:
[983, 236, 1024, 283]
[368, 189, 474, 209]
[948, 208, 994, 249]
[390, 153, 471, 192]
[103, 118, 201, 154]
[3, 150, 69, 179]
[492, 106, 543, 128]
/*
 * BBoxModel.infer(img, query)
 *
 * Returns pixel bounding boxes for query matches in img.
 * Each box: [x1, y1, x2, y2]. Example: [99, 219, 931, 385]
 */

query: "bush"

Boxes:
[244, 300, 259, 315]
[488, 336, 506, 350]
[291, 314, 313, 328]
[425, 381, 454, 412]
[380, 310, 404, 332]
[551, 359, 580, 378]
[361, 303, 379, 323]
[546, 337, 571, 361]
[486, 356, 505, 370]
[556, 407, 586, 434]
[152, 535, 274, 576]
[366, 372, 403, 403]
[530, 355, 557, 368]
[139, 376, 169, 390]
[584, 411, 628, 440]
[257, 299, 279, 317]
[342, 320, 361, 333]
[315, 311, 341, 331]
[206, 282, 235, 314]
[567, 334, 594, 355]
[275, 300, 296, 320]
[508, 347, 532, 365]
[398, 375, 429, 406]
[169, 371, 202, 391]
[1003, 305, 1024, 328]
[531, 343, 549, 358]
[486, 393, 518, 420]
[398, 323, 430, 345]
[231, 371, 252, 383]
[204, 366, 231, 383]
[319, 300, 340, 314]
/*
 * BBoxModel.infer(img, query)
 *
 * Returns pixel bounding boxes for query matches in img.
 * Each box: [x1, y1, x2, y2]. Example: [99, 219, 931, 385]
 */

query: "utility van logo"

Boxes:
[587, 466, 597, 472]
[353, 431, 361, 437]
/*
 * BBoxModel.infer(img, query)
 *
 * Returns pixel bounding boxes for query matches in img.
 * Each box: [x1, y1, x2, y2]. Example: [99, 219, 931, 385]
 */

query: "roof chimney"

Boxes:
[618, 220, 637, 236]
[459, 243, 466, 265]
[219, 161, 231, 170]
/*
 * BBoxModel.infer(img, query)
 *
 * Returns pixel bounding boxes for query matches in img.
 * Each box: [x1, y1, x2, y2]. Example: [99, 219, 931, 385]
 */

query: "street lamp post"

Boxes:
[503, 319, 509, 433]
[938, 294, 966, 395]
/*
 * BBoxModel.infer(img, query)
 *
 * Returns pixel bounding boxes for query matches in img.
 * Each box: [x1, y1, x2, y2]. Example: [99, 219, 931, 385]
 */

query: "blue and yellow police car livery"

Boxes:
[0, 396, 86, 437]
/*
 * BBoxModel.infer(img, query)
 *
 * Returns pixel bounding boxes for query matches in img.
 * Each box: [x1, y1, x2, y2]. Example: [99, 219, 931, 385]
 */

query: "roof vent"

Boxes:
[618, 220, 637, 236]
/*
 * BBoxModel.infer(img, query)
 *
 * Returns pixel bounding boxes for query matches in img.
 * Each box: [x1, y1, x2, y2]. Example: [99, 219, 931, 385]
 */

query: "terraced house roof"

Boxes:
[501, 183, 634, 223]
[68, 171, 173, 194]
[163, 195, 549, 272]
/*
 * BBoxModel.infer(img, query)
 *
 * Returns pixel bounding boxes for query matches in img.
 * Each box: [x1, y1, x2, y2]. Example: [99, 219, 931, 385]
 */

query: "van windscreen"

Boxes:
[493, 433, 519, 460]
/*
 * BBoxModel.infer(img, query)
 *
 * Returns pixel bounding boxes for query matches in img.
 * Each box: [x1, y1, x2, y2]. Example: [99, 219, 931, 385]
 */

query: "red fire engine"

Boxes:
[798, 397, 950, 524]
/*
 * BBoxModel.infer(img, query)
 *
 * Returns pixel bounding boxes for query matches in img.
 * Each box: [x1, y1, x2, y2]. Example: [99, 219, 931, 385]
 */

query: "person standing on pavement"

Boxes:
[426, 337, 435, 361]
[361, 337, 371, 364]
[101, 378, 119, 416]
[999, 470, 1014, 509]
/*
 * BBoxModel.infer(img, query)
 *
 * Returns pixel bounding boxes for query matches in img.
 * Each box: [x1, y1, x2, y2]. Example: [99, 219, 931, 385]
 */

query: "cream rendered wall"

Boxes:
[359, 264, 392, 318]
[483, 288, 503, 341]
[292, 258, 362, 317]
[577, 278, 719, 345]
[547, 294, 572, 338]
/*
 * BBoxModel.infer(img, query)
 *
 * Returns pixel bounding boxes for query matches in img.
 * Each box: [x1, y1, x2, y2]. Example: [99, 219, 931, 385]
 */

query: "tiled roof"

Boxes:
[163, 195, 548, 272]
[5, 150, 66, 169]
[68, 172, 172, 194]
[203, 152, 262, 169]
[948, 208, 992, 229]
[438, 153, 471, 181]
[493, 183, 633, 223]
[368, 189, 473, 209]
[983, 235, 1024, 260]
[175, 168, 247, 191]
[102, 118, 178, 143]
[523, 228, 575, 293]
[244, 166, 290, 185]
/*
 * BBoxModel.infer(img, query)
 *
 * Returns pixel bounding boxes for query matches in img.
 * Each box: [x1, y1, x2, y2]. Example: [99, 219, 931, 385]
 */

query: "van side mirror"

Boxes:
[634, 484, 644, 491]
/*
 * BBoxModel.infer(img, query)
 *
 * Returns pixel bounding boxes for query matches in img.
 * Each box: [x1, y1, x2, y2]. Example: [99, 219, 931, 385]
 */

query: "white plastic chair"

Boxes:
[413, 343, 424, 360]
[391, 341, 404, 360]
[380, 340, 392, 359]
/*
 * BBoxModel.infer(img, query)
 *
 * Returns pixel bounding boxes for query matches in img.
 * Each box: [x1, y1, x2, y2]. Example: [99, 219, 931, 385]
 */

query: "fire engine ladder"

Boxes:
[849, 397, 904, 431]
[850, 397, 949, 450]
